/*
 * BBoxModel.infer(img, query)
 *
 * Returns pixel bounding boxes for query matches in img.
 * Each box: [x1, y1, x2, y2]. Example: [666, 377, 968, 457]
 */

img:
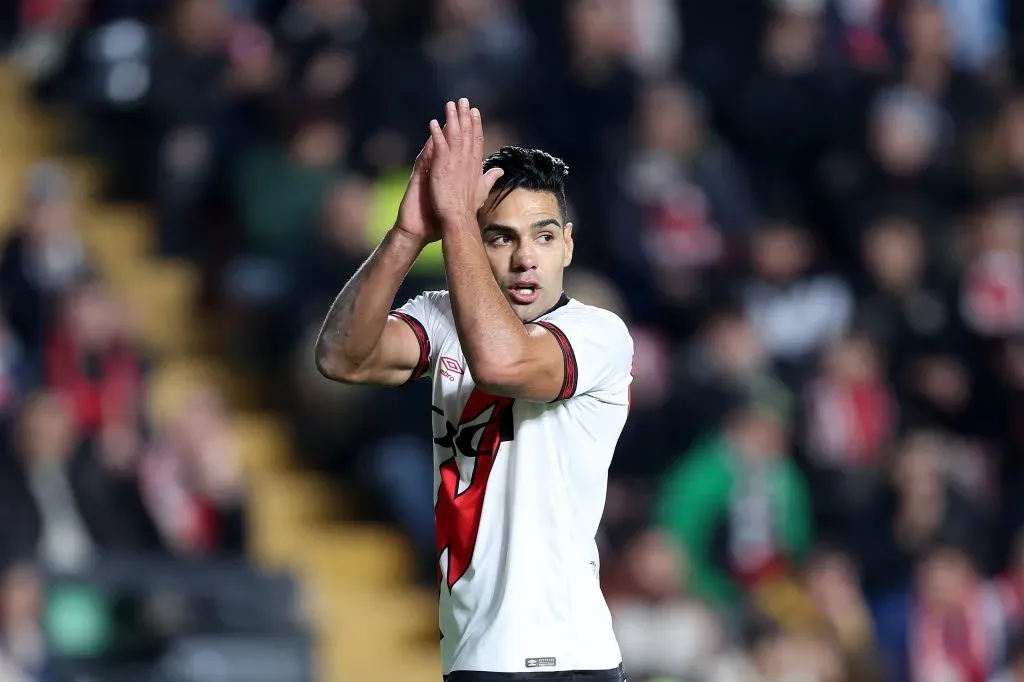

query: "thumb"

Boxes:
[412, 137, 435, 175]
[482, 167, 505, 193]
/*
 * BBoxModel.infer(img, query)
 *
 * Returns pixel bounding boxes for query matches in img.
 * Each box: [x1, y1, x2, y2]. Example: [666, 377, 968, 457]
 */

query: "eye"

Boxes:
[538, 233, 554, 243]
[490, 235, 513, 246]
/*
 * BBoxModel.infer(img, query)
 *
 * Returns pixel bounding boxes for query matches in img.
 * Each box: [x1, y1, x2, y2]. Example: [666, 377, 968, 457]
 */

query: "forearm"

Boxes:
[441, 216, 529, 374]
[314, 228, 423, 375]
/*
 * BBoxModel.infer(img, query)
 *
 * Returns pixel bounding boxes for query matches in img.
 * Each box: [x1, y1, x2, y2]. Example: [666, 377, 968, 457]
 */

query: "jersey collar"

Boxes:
[529, 292, 570, 323]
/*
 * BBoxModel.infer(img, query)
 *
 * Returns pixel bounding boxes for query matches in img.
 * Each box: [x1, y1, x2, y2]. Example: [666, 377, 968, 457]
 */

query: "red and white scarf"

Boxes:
[805, 377, 896, 467]
[912, 581, 1009, 682]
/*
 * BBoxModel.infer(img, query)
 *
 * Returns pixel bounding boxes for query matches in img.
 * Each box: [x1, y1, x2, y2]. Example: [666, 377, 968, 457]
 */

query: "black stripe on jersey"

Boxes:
[535, 321, 577, 402]
[390, 311, 430, 382]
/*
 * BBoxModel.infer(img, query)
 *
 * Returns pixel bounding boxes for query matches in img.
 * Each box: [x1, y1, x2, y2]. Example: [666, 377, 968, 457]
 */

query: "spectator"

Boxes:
[44, 276, 147, 441]
[605, 78, 756, 330]
[803, 331, 897, 536]
[654, 391, 813, 607]
[742, 217, 854, 383]
[0, 392, 158, 574]
[0, 161, 89, 353]
[138, 384, 246, 557]
[608, 530, 723, 680]
[0, 561, 48, 682]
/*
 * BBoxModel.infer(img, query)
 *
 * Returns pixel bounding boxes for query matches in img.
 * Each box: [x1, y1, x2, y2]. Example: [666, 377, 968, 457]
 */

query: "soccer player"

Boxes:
[315, 99, 632, 682]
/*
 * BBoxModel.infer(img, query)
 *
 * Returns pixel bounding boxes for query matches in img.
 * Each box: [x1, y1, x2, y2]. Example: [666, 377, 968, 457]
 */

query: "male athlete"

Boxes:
[315, 98, 632, 682]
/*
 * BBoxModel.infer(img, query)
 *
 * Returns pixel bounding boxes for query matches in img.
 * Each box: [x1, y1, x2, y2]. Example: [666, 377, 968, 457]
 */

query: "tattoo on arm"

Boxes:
[317, 255, 376, 361]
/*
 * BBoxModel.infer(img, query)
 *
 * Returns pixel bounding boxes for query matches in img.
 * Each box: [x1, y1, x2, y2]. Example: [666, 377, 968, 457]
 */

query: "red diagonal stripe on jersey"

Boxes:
[435, 389, 514, 591]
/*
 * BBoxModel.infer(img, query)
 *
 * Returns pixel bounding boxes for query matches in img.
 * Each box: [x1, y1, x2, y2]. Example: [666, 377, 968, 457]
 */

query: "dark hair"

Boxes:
[482, 146, 570, 220]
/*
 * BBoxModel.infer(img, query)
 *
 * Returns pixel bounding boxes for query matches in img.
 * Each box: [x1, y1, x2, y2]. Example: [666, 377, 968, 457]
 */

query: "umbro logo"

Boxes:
[525, 657, 556, 668]
[440, 357, 464, 381]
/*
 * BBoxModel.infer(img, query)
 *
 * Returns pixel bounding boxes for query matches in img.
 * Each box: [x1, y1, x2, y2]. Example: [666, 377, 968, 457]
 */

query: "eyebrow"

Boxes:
[482, 218, 563, 233]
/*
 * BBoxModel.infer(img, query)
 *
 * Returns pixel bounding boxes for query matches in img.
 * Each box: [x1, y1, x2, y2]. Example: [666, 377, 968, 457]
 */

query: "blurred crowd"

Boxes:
[7, 0, 1024, 681]
[0, 162, 248, 682]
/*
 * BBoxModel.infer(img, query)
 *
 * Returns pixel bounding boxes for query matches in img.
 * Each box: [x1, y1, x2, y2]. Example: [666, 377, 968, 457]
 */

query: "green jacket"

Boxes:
[654, 434, 813, 606]
[234, 143, 340, 258]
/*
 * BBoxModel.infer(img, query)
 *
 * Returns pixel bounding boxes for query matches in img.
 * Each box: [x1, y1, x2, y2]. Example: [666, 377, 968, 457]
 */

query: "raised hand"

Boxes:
[427, 98, 504, 226]
[394, 137, 441, 245]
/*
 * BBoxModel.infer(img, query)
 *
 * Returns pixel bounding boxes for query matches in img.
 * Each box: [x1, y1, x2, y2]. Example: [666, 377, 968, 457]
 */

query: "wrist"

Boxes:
[386, 225, 430, 253]
[439, 211, 478, 236]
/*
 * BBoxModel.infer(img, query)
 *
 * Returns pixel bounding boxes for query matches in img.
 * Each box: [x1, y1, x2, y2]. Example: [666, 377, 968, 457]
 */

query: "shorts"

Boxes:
[444, 664, 627, 682]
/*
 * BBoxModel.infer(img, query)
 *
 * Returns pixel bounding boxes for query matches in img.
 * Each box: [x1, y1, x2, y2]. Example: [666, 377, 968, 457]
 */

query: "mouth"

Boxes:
[507, 283, 541, 305]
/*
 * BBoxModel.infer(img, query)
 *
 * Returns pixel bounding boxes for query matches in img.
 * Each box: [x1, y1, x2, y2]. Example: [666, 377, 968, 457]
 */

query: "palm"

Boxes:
[396, 139, 441, 244]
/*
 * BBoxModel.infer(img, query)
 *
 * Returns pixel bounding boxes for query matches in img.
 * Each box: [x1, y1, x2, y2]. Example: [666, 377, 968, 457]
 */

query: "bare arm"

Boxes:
[314, 228, 427, 385]
[441, 215, 567, 401]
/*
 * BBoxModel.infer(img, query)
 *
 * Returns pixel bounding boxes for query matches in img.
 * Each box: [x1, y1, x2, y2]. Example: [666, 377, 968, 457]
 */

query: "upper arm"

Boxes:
[342, 315, 428, 386]
[475, 307, 634, 403]
[321, 292, 440, 387]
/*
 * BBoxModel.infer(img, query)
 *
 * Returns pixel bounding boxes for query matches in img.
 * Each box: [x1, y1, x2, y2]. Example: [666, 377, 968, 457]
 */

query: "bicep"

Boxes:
[343, 316, 429, 387]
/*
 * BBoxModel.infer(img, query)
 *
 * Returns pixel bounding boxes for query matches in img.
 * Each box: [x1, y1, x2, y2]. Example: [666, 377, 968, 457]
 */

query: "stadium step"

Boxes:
[147, 359, 264, 427]
[248, 472, 339, 533]
[325, 642, 441, 682]
[290, 525, 411, 589]
[80, 204, 153, 274]
[118, 259, 199, 355]
[319, 586, 436, 644]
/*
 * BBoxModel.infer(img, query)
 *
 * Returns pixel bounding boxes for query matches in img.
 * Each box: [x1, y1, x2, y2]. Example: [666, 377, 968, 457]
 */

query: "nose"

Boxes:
[511, 242, 538, 272]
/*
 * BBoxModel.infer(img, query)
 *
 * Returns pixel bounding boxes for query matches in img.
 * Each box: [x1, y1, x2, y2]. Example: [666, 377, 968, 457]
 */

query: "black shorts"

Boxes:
[444, 664, 627, 682]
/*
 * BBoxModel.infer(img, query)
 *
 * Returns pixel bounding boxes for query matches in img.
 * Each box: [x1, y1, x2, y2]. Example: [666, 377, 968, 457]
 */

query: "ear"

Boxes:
[563, 222, 574, 268]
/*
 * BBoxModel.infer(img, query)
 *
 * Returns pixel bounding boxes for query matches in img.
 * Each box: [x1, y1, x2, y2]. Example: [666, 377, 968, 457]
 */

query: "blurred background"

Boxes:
[2, 0, 1024, 681]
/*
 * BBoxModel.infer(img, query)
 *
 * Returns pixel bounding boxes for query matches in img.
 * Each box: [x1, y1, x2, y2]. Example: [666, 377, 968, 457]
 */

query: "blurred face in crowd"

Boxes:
[624, 531, 687, 601]
[978, 199, 1024, 254]
[1002, 97, 1024, 171]
[805, 550, 860, 612]
[870, 95, 939, 177]
[566, 0, 627, 58]
[903, 1, 950, 62]
[763, 7, 823, 74]
[479, 189, 574, 322]
[28, 197, 75, 242]
[705, 313, 765, 377]
[637, 81, 701, 158]
[19, 393, 76, 463]
[0, 563, 42, 633]
[823, 334, 881, 384]
[66, 282, 117, 350]
[291, 119, 346, 168]
[174, 0, 229, 52]
[324, 177, 372, 255]
[863, 217, 925, 293]
[731, 407, 788, 464]
[751, 223, 812, 282]
[436, 0, 494, 30]
[918, 547, 973, 611]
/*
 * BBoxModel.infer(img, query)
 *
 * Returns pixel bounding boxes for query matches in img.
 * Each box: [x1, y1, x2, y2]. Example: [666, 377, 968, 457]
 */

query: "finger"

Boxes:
[457, 98, 473, 156]
[412, 137, 430, 166]
[482, 167, 505, 194]
[471, 108, 484, 162]
[444, 100, 461, 150]
[423, 136, 435, 164]
[429, 119, 448, 156]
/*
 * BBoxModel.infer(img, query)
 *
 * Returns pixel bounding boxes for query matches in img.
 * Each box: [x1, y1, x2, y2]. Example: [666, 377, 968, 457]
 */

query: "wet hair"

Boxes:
[482, 146, 570, 220]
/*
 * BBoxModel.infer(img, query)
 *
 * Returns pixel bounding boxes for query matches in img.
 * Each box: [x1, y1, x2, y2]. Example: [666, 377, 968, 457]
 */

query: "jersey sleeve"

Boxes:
[535, 306, 634, 401]
[389, 290, 450, 382]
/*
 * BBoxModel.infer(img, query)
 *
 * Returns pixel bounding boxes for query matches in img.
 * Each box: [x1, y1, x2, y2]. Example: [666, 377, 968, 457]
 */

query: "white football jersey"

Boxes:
[390, 291, 633, 675]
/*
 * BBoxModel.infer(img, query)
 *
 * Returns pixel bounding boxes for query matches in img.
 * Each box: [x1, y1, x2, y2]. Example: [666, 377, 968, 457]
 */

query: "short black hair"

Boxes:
[482, 146, 570, 220]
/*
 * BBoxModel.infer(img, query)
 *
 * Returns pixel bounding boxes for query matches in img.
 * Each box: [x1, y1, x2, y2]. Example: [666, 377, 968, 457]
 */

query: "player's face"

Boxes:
[478, 189, 574, 322]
